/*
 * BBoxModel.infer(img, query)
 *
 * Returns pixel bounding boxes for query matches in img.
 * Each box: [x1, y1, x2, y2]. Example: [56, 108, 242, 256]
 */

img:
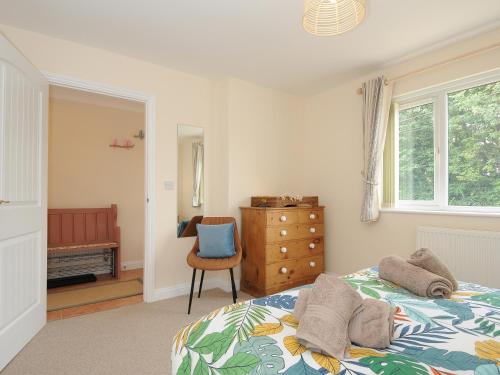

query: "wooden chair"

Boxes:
[186, 217, 242, 314]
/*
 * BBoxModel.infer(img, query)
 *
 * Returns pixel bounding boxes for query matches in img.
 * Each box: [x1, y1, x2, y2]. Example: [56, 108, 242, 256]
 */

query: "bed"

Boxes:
[172, 268, 500, 375]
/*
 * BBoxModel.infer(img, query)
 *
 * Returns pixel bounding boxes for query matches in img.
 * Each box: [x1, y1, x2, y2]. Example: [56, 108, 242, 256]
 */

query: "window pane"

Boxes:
[448, 81, 500, 207]
[398, 103, 435, 201]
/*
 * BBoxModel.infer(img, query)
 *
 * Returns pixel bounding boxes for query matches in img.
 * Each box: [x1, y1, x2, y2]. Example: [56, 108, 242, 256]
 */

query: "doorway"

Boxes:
[45, 77, 155, 318]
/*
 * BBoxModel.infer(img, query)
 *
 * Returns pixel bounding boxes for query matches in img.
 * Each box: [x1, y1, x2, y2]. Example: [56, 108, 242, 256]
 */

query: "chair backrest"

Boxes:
[179, 215, 204, 237]
[201, 217, 236, 226]
[200, 217, 238, 235]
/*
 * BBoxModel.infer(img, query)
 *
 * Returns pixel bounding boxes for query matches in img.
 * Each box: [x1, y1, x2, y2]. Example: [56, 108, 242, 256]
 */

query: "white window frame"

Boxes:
[391, 69, 500, 214]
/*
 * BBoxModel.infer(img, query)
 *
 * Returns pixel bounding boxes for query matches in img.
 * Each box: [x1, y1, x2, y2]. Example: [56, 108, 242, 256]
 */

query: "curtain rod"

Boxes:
[356, 42, 500, 95]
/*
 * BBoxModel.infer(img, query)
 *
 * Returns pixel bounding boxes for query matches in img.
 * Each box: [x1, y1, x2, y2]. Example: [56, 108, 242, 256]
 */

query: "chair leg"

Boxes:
[198, 270, 205, 298]
[229, 268, 237, 303]
[188, 269, 197, 314]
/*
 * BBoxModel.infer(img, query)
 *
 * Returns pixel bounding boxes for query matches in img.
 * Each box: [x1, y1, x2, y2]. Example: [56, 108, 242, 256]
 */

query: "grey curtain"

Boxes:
[360, 76, 393, 223]
[192, 141, 204, 207]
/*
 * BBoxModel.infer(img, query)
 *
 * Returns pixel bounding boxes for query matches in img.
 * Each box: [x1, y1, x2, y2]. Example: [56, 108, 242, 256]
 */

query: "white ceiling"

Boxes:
[1, 0, 499, 95]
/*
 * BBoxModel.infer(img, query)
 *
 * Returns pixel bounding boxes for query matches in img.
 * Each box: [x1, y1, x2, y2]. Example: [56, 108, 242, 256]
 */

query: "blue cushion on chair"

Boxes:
[196, 223, 236, 258]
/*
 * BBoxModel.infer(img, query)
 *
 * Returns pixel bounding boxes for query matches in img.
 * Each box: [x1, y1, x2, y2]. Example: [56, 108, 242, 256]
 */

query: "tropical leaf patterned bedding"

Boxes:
[172, 268, 500, 375]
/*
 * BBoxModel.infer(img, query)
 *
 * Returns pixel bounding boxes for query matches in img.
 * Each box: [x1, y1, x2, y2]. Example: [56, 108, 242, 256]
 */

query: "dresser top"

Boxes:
[240, 206, 324, 210]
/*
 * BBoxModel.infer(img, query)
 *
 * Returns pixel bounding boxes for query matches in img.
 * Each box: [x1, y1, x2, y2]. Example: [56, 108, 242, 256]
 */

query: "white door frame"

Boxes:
[44, 72, 156, 303]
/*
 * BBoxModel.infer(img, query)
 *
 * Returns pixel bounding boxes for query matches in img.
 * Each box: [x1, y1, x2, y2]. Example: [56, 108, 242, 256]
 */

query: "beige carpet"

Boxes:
[47, 279, 143, 311]
[3, 288, 250, 375]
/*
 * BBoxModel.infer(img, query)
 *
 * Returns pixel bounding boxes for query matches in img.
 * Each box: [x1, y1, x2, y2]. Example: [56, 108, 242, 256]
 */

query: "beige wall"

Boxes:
[1, 25, 219, 291]
[2, 23, 499, 296]
[48, 98, 145, 265]
[0, 25, 303, 293]
[226, 79, 304, 219]
[220, 79, 305, 281]
[178, 136, 204, 221]
[299, 28, 500, 276]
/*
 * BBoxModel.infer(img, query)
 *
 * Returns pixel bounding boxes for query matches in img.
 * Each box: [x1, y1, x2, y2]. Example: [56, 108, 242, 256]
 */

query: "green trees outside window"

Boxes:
[396, 79, 499, 208]
[399, 102, 435, 201]
[448, 81, 499, 207]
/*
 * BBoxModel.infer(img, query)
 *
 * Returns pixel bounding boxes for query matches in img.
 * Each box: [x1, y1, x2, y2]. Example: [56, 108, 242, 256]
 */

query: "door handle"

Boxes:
[0, 199, 10, 205]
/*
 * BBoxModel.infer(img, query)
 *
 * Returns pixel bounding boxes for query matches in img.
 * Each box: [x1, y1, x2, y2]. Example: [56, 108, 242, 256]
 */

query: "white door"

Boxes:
[0, 34, 48, 370]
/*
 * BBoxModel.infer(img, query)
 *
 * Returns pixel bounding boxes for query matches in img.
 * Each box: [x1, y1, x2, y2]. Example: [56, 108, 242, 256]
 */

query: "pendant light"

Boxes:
[303, 0, 366, 36]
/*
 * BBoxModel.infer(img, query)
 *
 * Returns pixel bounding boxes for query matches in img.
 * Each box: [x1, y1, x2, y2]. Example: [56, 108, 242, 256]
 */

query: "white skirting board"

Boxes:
[151, 277, 240, 302]
[417, 226, 500, 288]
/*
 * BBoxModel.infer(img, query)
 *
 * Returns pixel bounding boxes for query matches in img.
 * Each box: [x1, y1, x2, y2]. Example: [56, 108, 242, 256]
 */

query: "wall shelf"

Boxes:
[109, 144, 135, 149]
[109, 138, 135, 149]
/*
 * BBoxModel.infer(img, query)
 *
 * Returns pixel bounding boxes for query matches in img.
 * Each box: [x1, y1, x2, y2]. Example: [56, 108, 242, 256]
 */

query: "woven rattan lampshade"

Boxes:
[303, 0, 366, 36]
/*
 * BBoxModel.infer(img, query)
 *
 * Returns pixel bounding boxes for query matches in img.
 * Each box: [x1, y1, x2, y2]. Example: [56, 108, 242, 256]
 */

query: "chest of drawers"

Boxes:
[240, 206, 325, 297]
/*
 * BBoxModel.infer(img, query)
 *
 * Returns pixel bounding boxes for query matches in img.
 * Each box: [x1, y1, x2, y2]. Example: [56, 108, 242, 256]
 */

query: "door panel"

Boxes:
[0, 232, 41, 331]
[0, 34, 48, 371]
[1, 64, 41, 204]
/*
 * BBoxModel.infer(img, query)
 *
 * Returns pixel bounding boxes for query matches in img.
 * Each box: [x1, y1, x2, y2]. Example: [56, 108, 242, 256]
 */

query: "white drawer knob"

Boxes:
[309, 213, 316, 220]
[280, 229, 287, 237]
[309, 243, 315, 249]
[280, 215, 287, 222]
[280, 247, 287, 254]
[309, 227, 316, 233]
[309, 261, 316, 267]
[280, 267, 288, 274]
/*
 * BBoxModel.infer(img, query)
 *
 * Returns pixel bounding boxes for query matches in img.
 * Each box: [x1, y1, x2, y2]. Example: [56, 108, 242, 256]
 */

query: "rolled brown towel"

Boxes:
[379, 255, 453, 298]
[348, 298, 395, 349]
[408, 248, 458, 291]
[296, 274, 363, 359]
[295, 290, 394, 350]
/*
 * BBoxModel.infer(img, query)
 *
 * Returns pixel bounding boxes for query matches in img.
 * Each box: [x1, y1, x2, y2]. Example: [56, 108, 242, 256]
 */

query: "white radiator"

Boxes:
[416, 227, 500, 289]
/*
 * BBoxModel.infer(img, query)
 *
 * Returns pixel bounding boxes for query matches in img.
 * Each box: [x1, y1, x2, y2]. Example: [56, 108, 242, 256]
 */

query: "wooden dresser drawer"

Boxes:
[266, 238, 323, 264]
[297, 224, 324, 238]
[266, 224, 324, 243]
[266, 210, 298, 226]
[299, 208, 324, 224]
[265, 225, 299, 243]
[266, 255, 324, 288]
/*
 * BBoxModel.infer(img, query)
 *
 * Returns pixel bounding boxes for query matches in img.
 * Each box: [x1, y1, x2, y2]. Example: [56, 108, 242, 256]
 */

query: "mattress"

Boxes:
[172, 268, 500, 374]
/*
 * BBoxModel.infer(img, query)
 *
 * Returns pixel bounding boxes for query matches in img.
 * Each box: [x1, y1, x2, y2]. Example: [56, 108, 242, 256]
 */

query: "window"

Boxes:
[385, 71, 500, 213]
[448, 82, 499, 207]
[398, 101, 435, 202]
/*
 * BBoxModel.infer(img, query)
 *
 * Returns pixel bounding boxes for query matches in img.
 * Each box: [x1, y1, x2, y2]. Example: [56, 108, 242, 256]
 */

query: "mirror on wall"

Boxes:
[177, 124, 204, 237]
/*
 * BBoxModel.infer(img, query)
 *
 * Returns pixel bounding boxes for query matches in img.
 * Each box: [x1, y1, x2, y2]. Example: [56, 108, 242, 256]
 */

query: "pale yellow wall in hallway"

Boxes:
[300, 28, 500, 276]
[48, 97, 145, 265]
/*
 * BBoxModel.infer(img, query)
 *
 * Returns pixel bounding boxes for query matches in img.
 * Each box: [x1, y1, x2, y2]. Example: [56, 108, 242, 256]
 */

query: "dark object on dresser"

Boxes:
[240, 206, 325, 297]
